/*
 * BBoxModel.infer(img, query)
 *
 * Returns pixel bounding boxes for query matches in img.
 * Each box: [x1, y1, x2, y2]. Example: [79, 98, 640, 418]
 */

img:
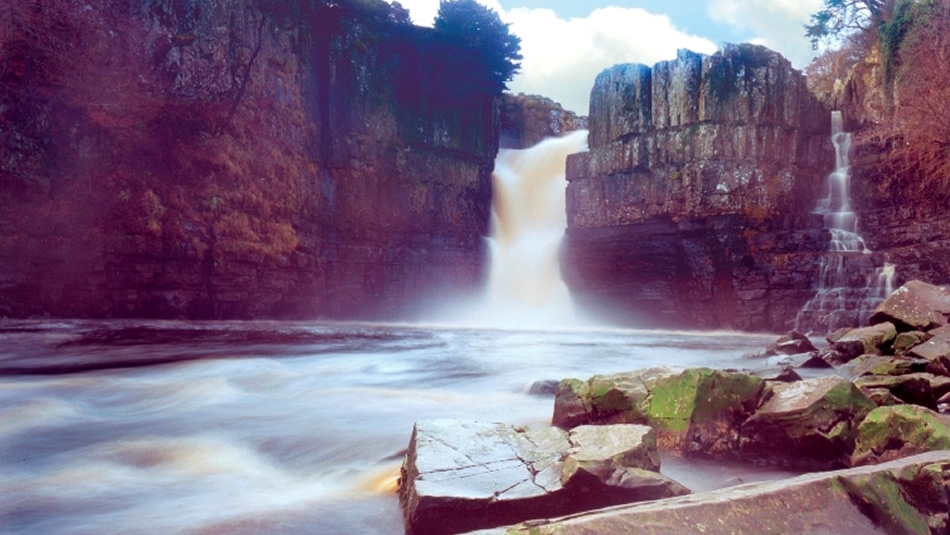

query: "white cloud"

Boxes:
[707, 0, 824, 68]
[390, 0, 503, 26]
[505, 6, 717, 113]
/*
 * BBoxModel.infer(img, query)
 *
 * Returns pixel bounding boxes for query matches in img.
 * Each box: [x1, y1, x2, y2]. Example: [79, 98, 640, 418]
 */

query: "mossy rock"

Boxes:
[852, 405, 950, 466]
[553, 367, 767, 457]
[741, 376, 876, 468]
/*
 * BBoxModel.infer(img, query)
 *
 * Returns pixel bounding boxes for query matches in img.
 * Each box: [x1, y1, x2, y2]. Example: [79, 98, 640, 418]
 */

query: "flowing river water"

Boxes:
[3, 133, 801, 534]
[1, 319, 797, 534]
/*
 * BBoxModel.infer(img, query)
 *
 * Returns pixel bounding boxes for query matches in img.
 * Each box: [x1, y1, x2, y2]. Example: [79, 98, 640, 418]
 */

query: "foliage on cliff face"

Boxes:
[859, 0, 950, 203]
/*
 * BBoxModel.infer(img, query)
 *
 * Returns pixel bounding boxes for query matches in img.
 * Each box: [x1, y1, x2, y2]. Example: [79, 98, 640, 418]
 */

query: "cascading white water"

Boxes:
[795, 111, 895, 333]
[453, 130, 590, 329]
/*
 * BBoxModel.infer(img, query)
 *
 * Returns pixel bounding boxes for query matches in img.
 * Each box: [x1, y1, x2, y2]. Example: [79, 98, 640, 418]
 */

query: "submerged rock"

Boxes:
[851, 405, 950, 466]
[765, 331, 817, 356]
[503, 451, 950, 535]
[740, 376, 875, 468]
[398, 420, 688, 535]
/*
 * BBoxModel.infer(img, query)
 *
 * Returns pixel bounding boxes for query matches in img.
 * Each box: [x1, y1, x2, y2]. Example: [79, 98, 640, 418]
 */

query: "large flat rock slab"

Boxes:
[871, 280, 950, 331]
[503, 450, 950, 535]
[399, 420, 688, 535]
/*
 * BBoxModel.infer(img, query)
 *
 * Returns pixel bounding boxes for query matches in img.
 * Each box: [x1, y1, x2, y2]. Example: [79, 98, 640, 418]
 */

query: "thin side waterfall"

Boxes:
[795, 112, 895, 334]
[456, 130, 590, 329]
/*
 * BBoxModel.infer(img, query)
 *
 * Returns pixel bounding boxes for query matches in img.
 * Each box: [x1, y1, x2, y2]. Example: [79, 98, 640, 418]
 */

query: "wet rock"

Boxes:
[854, 373, 938, 410]
[851, 405, 950, 466]
[746, 365, 802, 382]
[767, 352, 832, 369]
[398, 420, 687, 535]
[552, 367, 767, 457]
[765, 331, 817, 356]
[560, 425, 689, 499]
[830, 322, 897, 361]
[908, 331, 950, 376]
[870, 280, 950, 331]
[843, 354, 928, 377]
[526, 380, 560, 397]
[862, 387, 904, 407]
[740, 376, 876, 468]
[893, 330, 930, 355]
[503, 451, 950, 535]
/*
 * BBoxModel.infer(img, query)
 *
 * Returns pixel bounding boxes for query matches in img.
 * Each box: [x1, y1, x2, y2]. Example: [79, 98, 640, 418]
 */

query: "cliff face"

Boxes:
[498, 94, 587, 149]
[0, 0, 496, 319]
[563, 45, 833, 331]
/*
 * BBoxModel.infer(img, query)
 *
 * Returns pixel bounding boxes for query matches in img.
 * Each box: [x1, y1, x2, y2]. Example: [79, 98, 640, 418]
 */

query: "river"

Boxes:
[0, 319, 804, 534]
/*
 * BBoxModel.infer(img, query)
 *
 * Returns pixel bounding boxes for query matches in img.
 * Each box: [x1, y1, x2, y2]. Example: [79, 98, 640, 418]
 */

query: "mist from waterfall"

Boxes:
[440, 130, 590, 330]
[795, 111, 895, 334]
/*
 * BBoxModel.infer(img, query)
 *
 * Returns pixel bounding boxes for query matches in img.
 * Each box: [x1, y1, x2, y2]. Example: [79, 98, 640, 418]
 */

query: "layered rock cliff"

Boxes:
[0, 0, 497, 319]
[563, 45, 833, 331]
[498, 94, 586, 149]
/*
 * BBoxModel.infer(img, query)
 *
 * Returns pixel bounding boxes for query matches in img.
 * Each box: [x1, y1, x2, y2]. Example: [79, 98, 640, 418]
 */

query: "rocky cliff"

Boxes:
[562, 45, 833, 331]
[498, 93, 586, 149]
[0, 0, 497, 319]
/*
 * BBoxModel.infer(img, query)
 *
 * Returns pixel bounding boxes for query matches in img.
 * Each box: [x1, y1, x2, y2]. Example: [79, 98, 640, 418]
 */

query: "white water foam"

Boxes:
[441, 131, 591, 330]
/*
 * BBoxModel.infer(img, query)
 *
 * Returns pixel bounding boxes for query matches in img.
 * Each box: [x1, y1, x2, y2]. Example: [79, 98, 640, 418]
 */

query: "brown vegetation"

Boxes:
[808, 0, 950, 206]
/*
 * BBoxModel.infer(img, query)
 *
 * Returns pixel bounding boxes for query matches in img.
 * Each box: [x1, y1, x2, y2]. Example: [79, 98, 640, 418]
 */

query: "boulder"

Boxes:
[869, 280, 950, 331]
[843, 354, 927, 377]
[740, 376, 876, 468]
[830, 322, 898, 361]
[854, 373, 939, 410]
[503, 451, 950, 535]
[767, 352, 833, 369]
[851, 405, 950, 466]
[552, 367, 767, 457]
[765, 331, 817, 356]
[893, 331, 930, 355]
[908, 331, 950, 377]
[745, 365, 802, 382]
[398, 420, 688, 535]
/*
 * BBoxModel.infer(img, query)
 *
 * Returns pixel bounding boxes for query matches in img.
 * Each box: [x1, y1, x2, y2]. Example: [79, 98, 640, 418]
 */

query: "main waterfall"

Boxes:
[445, 130, 589, 329]
[795, 112, 895, 333]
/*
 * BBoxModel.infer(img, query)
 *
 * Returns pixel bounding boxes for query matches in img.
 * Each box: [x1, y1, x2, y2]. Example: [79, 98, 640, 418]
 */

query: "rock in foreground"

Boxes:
[870, 280, 950, 331]
[398, 420, 688, 535]
[504, 450, 950, 535]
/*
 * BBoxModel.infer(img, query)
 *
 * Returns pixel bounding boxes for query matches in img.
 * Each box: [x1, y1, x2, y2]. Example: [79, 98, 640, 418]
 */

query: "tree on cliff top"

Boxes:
[805, 0, 898, 48]
[433, 0, 522, 93]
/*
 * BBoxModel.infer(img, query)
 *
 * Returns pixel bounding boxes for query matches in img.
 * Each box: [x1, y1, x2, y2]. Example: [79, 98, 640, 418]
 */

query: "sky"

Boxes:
[390, 0, 825, 113]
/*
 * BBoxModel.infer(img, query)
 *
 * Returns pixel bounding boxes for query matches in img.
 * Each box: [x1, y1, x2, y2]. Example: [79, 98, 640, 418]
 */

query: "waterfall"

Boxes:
[795, 112, 895, 334]
[443, 130, 590, 329]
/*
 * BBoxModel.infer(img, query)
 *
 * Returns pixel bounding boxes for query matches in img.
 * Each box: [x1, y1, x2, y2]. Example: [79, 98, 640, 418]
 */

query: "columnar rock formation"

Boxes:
[563, 44, 833, 331]
[0, 0, 496, 319]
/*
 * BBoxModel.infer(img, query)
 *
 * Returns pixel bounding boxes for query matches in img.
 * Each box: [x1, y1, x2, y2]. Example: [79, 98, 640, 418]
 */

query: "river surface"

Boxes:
[0, 319, 798, 534]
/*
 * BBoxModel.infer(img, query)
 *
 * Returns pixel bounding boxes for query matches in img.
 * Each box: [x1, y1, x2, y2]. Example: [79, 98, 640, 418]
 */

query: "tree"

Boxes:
[433, 0, 522, 92]
[805, 0, 897, 48]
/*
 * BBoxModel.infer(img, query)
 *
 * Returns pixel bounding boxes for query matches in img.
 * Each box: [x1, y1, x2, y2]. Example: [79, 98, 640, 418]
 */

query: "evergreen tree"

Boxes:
[433, 0, 522, 92]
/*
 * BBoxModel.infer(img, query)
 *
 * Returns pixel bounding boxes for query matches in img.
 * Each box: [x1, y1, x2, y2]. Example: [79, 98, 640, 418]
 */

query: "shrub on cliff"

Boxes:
[433, 0, 522, 93]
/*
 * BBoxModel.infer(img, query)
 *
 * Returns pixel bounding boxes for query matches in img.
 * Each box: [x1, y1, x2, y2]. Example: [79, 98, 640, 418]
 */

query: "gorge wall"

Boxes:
[563, 45, 834, 331]
[0, 0, 497, 319]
